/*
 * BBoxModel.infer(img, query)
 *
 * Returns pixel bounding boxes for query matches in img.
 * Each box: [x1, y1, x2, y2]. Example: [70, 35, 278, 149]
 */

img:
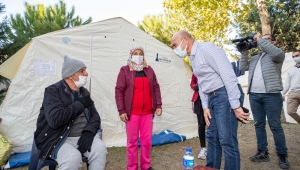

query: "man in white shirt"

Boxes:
[172, 30, 249, 170]
[282, 50, 300, 124]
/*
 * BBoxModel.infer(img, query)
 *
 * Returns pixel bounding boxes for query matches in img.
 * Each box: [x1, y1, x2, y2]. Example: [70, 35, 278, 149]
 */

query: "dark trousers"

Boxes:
[249, 93, 288, 155]
[193, 96, 206, 148]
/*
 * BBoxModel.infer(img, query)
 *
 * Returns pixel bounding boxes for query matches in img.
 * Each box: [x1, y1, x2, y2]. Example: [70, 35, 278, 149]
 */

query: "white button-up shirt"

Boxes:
[189, 41, 241, 109]
[282, 65, 300, 95]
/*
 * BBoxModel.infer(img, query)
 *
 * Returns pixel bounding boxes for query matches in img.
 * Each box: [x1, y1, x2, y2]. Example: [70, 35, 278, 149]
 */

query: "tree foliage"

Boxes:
[163, 0, 244, 45]
[236, 0, 300, 52]
[138, 14, 176, 47]
[0, 3, 9, 104]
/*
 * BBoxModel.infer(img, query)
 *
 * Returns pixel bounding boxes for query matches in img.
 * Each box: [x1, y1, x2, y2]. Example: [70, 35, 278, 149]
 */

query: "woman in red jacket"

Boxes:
[115, 46, 162, 170]
[190, 74, 207, 159]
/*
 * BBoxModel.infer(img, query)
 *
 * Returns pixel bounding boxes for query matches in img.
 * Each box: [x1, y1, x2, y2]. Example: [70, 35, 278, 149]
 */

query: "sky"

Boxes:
[1, 0, 164, 25]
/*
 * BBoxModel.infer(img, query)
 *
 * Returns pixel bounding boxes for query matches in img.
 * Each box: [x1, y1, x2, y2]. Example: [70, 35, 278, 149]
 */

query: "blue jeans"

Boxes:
[249, 93, 288, 155]
[206, 87, 240, 170]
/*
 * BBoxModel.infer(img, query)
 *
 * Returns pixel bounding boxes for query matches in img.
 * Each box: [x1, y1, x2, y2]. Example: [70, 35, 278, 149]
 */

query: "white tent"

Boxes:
[0, 17, 197, 152]
[238, 52, 299, 123]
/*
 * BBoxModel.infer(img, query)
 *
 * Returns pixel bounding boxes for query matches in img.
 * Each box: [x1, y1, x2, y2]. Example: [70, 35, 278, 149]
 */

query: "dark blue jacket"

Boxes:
[34, 80, 100, 160]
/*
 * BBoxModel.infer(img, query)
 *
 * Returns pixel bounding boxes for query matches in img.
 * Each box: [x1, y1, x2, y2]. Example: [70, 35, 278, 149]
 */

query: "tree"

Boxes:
[0, 3, 10, 104]
[138, 14, 176, 47]
[236, 0, 300, 52]
[163, 0, 245, 45]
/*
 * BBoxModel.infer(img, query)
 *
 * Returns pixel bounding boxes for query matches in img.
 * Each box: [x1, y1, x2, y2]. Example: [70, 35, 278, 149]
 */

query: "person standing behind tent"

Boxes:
[171, 30, 250, 170]
[34, 56, 107, 170]
[282, 50, 300, 124]
[190, 73, 207, 160]
[115, 46, 162, 170]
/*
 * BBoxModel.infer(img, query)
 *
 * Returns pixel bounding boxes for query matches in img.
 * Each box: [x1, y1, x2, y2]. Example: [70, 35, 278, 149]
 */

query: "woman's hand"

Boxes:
[120, 113, 128, 122]
[155, 108, 162, 116]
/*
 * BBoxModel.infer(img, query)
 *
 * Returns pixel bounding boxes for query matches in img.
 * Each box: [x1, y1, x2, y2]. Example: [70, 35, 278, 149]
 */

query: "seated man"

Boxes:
[34, 56, 107, 170]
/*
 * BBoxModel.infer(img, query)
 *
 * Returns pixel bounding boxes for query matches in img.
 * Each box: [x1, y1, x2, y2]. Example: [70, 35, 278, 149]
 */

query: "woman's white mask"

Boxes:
[131, 55, 144, 65]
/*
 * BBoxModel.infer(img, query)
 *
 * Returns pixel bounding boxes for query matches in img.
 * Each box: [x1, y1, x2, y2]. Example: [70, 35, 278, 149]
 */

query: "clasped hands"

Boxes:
[120, 108, 162, 122]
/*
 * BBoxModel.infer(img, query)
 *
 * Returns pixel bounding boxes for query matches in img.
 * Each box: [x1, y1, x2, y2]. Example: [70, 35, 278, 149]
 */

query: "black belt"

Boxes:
[207, 86, 224, 96]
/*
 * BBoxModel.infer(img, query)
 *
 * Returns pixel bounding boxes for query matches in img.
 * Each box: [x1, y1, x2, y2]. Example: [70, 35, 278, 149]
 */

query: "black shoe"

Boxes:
[250, 149, 270, 162]
[278, 154, 290, 169]
[147, 167, 154, 170]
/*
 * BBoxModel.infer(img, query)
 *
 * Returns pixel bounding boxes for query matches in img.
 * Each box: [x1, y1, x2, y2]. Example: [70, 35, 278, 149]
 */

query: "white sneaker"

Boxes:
[198, 148, 207, 159]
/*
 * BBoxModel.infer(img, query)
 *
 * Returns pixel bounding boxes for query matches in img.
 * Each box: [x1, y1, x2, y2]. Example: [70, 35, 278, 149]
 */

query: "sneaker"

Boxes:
[198, 148, 207, 159]
[278, 154, 290, 169]
[250, 149, 270, 162]
[147, 167, 154, 170]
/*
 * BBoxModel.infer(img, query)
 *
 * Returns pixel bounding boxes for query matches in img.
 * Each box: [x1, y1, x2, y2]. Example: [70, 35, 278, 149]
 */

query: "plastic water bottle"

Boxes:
[182, 148, 194, 170]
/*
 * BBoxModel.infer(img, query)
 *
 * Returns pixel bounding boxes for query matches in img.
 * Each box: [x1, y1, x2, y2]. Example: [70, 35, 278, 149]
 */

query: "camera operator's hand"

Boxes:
[253, 32, 262, 41]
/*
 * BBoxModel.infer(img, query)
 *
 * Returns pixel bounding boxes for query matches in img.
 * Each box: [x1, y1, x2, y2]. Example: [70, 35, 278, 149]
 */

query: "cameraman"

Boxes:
[239, 33, 289, 169]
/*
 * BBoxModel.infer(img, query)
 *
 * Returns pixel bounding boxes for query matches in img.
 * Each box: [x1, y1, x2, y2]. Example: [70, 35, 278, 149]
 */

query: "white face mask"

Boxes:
[174, 39, 187, 58]
[72, 75, 87, 88]
[293, 57, 300, 64]
[131, 55, 144, 64]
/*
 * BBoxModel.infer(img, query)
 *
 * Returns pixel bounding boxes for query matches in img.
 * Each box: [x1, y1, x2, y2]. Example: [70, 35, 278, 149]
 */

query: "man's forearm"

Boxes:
[258, 39, 285, 63]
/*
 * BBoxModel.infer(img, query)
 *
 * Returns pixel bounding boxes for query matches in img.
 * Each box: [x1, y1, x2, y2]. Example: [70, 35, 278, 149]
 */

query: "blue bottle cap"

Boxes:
[186, 148, 192, 153]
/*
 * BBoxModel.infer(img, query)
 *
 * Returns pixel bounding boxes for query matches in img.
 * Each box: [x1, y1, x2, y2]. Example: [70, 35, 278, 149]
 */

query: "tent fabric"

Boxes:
[138, 130, 187, 146]
[238, 52, 299, 123]
[0, 42, 32, 80]
[0, 17, 198, 153]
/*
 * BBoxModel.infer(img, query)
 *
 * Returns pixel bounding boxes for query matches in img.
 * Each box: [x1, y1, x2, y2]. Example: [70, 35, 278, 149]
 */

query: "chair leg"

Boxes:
[49, 165, 56, 170]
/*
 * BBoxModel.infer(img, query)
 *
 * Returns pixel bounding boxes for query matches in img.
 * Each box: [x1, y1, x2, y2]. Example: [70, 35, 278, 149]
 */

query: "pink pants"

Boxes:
[126, 114, 153, 170]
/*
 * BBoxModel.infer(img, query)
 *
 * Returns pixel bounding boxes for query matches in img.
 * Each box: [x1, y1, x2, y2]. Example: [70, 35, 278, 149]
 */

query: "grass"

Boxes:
[10, 123, 300, 170]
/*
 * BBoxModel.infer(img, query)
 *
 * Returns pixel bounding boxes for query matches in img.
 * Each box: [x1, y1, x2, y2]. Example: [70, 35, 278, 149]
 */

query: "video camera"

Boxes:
[232, 33, 257, 52]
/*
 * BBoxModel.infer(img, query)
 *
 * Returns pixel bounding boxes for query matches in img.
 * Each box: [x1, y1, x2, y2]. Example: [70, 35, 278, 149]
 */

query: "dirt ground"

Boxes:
[10, 123, 300, 170]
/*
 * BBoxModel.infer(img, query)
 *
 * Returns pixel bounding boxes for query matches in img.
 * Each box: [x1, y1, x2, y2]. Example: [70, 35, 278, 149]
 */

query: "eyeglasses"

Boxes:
[292, 55, 300, 58]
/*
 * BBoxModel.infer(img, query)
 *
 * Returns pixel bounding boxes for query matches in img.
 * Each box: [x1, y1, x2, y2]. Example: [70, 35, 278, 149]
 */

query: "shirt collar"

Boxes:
[189, 41, 199, 60]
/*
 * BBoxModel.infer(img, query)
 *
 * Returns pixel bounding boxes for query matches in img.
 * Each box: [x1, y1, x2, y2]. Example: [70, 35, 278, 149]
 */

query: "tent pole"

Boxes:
[89, 35, 93, 95]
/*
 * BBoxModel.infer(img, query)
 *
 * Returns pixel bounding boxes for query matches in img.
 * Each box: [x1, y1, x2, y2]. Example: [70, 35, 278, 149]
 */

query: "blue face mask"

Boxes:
[293, 57, 300, 64]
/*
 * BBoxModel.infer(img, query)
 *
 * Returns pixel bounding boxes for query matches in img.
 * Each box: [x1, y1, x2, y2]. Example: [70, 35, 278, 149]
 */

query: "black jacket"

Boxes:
[34, 80, 100, 160]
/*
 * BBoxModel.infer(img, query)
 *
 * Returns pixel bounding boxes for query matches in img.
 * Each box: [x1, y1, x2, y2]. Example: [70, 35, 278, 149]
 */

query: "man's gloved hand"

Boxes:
[74, 92, 93, 108]
[77, 131, 94, 153]
[193, 85, 199, 91]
